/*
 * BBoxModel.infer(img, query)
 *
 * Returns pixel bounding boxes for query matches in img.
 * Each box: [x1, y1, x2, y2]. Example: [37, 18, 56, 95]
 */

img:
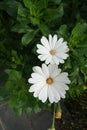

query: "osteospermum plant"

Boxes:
[28, 34, 70, 130]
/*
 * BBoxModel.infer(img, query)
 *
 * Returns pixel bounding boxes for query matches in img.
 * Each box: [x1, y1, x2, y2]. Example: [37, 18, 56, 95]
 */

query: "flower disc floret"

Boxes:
[46, 77, 53, 84]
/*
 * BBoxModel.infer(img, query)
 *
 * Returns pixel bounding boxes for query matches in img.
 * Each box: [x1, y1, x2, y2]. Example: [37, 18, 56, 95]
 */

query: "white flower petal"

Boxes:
[29, 81, 45, 92]
[48, 86, 55, 103]
[55, 82, 69, 90]
[51, 86, 60, 102]
[28, 78, 36, 84]
[54, 55, 65, 64]
[55, 87, 66, 99]
[41, 36, 50, 50]
[56, 53, 69, 59]
[55, 44, 69, 53]
[49, 34, 53, 48]
[55, 38, 64, 47]
[53, 56, 60, 65]
[33, 66, 45, 77]
[48, 64, 61, 77]
[38, 54, 49, 61]
[45, 56, 52, 64]
[55, 72, 71, 84]
[38, 84, 48, 103]
[52, 34, 57, 48]
[59, 91, 66, 98]
[31, 73, 45, 81]
[37, 44, 49, 54]
[42, 64, 49, 77]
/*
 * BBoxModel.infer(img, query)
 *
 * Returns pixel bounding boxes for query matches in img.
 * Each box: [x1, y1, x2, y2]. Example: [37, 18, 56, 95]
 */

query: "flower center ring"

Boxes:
[46, 77, 53, 84]
[50, 49, 56, 55]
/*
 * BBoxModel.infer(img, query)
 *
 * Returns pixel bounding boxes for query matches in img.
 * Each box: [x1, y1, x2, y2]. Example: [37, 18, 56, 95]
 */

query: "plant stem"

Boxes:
[51, 103, 55, 129]
[57, 101, 61, 112]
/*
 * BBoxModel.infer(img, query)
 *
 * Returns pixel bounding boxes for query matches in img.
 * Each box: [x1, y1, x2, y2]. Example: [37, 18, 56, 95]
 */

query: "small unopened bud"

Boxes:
[55, 111, 62, 119]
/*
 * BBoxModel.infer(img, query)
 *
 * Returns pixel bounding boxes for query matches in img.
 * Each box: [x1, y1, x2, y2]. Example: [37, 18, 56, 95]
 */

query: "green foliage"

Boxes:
[67, 21, 87, 98]
[0, 0, 87, 115]
[0, 0, 20, 17]
[21, 29, 37, 45]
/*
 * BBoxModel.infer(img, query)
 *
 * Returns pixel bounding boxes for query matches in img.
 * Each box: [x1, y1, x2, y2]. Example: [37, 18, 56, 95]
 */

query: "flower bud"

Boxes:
[55, 111, 62, 119]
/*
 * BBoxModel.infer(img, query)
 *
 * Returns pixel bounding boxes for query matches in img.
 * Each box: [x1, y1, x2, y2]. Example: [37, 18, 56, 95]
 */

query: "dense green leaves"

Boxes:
[0, 0, 87, 115]
[2, 0, 20, 17]
[57, 24, 70, 41]
[70, 22, 87, 47]
[66, 21, 87, 98]
[12, 24, 30, 33]
[23, 0, 32, 9]
[44, 4, 64, 23]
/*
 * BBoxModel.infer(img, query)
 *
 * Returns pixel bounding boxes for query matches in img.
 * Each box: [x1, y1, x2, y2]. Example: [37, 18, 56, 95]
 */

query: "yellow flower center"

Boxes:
[50, 49, 56, 55]
[46, 77, 53, 84]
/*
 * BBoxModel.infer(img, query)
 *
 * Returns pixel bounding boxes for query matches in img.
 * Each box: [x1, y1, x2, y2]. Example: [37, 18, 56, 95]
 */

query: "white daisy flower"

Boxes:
[28, 64, 70, 103]
[37, 34, 69, 65]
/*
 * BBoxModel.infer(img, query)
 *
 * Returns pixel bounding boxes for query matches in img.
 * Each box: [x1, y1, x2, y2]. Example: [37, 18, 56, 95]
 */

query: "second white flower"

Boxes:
[37, 34, 69, 65]
[28, 64, 70, 103]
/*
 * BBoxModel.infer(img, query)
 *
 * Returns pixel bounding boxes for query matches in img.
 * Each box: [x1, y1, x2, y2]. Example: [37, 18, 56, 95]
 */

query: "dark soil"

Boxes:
[56, 91, 87, 130]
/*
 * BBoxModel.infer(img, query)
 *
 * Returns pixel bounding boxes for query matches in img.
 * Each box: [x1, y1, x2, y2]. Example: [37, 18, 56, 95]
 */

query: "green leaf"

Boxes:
[57, 24, 70, 41]
[17, 4, 29, 23]
[18, 4, 27, 17]
[44, 4, 63, 22]
[23, 0, 47, 16]
[34, 104, 41, 113]
[81, 66, 87, 82]
[22, 30, 37, 45]
[62, 58, 71, 71]
[34, 0, 47, 12]
[38, 24, 50, 36]
[30, 17, 40, 25]
[3, 0, 20, 17]
[5, 69, 22, 81]
[72, 22, 87, 35]
[70, 22, 87, 47]
[51, 0, 62, 5]
[23, 0, 32, 9]
[12, 24, 30, 33]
